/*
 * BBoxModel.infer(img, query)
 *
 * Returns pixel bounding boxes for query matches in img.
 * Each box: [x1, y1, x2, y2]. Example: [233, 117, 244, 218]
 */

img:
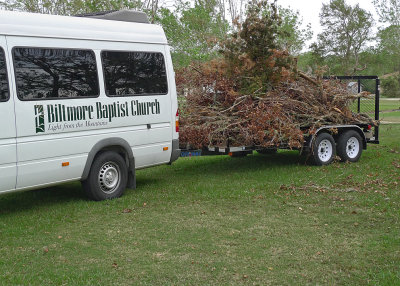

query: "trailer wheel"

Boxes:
[337, 130, 363, 162]
[311, 133, 336, 166]
[82, 151, 128, 201]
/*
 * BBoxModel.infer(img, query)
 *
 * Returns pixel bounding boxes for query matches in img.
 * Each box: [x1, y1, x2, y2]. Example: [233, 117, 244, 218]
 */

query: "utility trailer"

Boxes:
[180, 76, 380, 166]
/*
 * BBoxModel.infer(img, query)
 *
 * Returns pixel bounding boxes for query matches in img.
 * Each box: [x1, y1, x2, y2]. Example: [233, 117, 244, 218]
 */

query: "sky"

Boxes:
[277, 0, 379, 49]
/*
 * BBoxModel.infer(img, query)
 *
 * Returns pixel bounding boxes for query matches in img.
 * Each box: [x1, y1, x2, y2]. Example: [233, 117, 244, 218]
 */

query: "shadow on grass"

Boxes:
[135, 175, 164, 188]
[0, 182, 86, 215]
[0, 176, 165, 214]
[168, 150, 308, 175]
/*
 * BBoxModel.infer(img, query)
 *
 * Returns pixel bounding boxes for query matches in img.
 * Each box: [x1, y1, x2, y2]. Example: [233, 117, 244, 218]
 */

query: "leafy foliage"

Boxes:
[156, 1, 229, 67]
[375, 24, 400, 88]
[371, 1, 400, 96]
[276, 7, 313, 55]
[381, 75, 400, 98]
[0, 0, 146, 15]
[0, 0, 312, 69]
[311, 0, 374, 75]
[373, 0, 400, 25]
[222, 0, 294, 93]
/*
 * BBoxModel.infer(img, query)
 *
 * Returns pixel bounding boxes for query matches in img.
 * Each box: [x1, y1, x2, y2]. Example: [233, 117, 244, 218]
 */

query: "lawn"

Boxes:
[350, 98, 400, 123]
[380, 99, 400, 123]
[379, 98, 400, 111]
[350, 98, 399, 112]
[0, 125, 399, 285]
[381, 113, 400, 124]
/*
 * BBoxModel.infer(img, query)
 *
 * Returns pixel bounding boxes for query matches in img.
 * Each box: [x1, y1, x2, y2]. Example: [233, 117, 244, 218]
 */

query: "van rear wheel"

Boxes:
[82, 151, 128, 201]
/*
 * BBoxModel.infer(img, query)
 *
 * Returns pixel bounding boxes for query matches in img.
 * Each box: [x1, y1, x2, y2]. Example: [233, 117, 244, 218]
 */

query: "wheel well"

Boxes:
[97, 146, 129, 167]
[81, 138, 135, 183]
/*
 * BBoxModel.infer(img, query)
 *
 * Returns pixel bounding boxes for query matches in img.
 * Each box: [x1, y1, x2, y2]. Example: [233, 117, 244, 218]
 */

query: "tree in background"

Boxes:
[311, 0, 373, 75]
[156, 0, 229, 67]
[157, 0, 312, 67]
[0, 0, 312, 69]
[0, 0, 74, 14]
[215, 0, 246, 24]
[373, 0, 400, 25]
[377, 25, 400, 71]
[0, 0, 160, 16]
[373, 0, 400, 69]
[373, 0, 400, 97]
[276, 7, 312, 56]
[222, 0, 295, 93]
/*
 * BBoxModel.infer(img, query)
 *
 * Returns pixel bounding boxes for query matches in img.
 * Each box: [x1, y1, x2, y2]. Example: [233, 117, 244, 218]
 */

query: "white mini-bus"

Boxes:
[0, 10, 180, 200]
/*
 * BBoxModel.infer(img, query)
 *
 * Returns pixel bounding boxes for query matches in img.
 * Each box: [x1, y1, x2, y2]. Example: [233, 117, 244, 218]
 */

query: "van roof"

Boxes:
[0, 10, 168, 45]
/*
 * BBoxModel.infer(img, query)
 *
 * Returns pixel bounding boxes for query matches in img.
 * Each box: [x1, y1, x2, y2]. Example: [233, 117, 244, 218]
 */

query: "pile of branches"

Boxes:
[176, 0, 376, 149]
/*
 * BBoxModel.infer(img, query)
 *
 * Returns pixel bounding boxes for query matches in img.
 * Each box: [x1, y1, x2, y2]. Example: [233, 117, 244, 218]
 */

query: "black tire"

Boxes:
[336, 130, 363, 162]
[82, 151, 128, 201]
[311, 132, 336, 166]
[257, 148, 277, 155]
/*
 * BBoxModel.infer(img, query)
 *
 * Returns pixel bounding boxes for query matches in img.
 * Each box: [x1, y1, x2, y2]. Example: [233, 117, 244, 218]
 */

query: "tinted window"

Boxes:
[0, 48, 9, 101]
[13, 48, 99, 100]
[102, 51, 168, 96]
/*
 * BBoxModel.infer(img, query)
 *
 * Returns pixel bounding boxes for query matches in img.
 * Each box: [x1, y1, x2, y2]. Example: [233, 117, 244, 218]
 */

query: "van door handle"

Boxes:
[147, 124, 151, 129]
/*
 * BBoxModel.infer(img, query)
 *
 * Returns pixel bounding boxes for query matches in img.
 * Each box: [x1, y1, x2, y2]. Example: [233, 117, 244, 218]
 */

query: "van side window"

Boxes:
[101, 51, 168, 96]
[0, 47, 9, 101]
[13, 48, 99, 100]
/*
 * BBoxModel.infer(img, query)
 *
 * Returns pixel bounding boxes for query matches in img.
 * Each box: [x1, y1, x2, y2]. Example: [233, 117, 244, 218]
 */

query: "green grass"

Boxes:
[351, 98, 399, 113]
[382, 117, 400, 125]
[350, 98, 400, 123]
[380, 99, 400, 123]
[379, 98, 400, 112]
[381, 110, 400, 124]
[0, 125, 399, 285]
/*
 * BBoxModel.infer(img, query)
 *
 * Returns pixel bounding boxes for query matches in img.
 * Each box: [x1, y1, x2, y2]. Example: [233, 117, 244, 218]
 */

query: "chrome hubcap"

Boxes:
[318, 139, 333, 162]
[346, 137, 360, 159]
[98, 162, 120, 194]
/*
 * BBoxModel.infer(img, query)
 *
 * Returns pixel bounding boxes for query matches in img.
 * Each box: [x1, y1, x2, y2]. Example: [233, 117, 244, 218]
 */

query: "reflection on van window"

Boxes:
[0, 48, 9, 101]
[102, 51, 168, 96]
[13, 48, 99, 100]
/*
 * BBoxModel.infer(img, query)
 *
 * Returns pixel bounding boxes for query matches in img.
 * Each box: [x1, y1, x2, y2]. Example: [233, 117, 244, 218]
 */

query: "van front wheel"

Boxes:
[82, 151, 128, 201]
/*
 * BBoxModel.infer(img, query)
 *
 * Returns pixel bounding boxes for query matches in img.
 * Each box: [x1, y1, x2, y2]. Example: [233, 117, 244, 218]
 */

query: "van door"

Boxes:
[10, 42, 98, 189]
[0, 36, 17, 193]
